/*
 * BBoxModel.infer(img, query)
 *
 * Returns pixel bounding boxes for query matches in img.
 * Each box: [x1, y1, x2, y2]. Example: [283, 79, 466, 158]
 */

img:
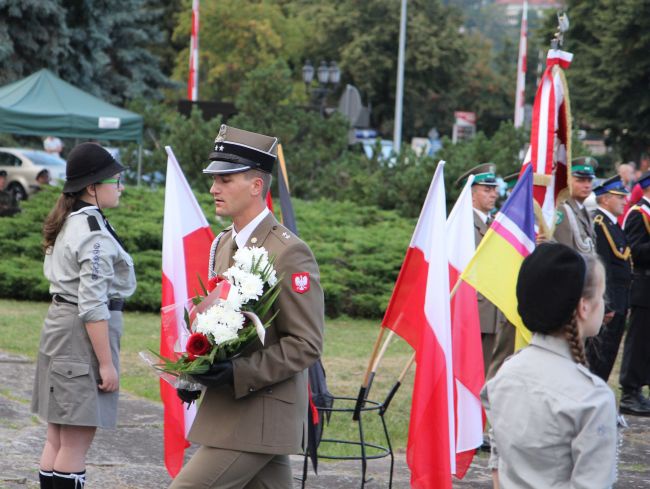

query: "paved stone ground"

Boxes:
[1, 352, 649, 488]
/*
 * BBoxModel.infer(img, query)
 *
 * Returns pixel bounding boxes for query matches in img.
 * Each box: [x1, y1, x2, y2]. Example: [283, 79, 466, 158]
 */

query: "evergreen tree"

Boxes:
[0, 0, 70, 84]
[564, 0, 650, 158]
[60, 0, 169, 103]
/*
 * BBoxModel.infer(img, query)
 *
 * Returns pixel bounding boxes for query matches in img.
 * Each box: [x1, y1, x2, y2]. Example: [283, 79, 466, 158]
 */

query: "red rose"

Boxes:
[207, 275, 226, 292]
[186, 333, 211, 357]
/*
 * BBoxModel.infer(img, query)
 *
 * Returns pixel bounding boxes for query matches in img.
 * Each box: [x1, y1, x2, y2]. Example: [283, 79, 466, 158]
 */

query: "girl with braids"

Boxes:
[481, 243, 617, 489]
[31, 143, 136, 489]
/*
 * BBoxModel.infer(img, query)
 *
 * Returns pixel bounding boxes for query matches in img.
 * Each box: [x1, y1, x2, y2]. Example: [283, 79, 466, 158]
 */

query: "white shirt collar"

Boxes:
[231, 207, 270, 249]
[597, 206, 618, 224]
[473, 208, 489, 224]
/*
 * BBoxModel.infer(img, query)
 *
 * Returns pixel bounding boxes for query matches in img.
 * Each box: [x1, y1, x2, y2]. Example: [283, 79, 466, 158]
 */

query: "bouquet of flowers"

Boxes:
[142, 247, 281, 385]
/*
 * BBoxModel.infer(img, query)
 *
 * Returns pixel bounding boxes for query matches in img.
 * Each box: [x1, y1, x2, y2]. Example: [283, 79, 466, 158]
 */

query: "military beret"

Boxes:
[517, 243, 586, 334]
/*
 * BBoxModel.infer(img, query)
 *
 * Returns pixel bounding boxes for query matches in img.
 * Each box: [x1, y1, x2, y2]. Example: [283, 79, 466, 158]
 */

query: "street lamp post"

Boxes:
[302, 59, 340, 116]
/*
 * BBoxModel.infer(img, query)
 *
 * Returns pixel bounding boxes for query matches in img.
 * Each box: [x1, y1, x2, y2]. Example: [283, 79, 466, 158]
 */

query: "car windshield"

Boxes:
[23, 151, 66, 166]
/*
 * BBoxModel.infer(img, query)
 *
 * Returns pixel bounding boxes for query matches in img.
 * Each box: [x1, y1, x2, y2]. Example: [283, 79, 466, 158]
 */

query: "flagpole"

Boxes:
[353, 328, 385, 420]
[514, 0, 528, 128]
[392, 0, 407, 154]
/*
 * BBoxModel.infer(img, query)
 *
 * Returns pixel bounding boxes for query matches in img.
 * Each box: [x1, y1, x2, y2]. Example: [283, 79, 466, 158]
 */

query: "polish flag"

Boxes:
[447, 176, 484, 477]
[187, 0, 200, 101]
[160, 146, 214, 476]
[382, 161, 454, 488]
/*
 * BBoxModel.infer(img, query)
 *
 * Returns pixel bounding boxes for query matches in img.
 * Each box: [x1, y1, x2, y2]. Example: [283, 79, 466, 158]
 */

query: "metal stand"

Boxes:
[299, 396, 394, 488]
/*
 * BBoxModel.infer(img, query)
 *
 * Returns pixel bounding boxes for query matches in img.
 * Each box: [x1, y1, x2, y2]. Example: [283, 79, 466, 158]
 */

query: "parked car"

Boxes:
[0, 148, 66, 201]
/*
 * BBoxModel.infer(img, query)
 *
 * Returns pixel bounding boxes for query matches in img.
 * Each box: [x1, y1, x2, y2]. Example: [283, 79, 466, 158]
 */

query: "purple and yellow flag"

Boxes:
[460, 165, 535, 348]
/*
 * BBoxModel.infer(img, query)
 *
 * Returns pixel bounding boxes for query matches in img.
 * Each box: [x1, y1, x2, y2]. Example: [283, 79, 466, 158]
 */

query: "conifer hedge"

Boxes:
[0, 186, 414, 318]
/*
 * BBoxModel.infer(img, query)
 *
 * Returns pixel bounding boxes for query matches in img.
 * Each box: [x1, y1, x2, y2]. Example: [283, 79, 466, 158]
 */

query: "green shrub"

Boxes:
[0, 186, 414, 318]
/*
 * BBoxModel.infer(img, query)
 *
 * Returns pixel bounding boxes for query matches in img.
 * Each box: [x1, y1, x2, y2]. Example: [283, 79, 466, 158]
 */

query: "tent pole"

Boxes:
[137, 144, 143, 187]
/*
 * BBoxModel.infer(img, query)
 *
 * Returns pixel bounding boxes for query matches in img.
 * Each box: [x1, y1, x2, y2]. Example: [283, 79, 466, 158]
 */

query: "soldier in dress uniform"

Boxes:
[456, 163, 501, 375]
[32, 143, 136, 489]
[585, 176, 633, 387]
[553, 157, 598, 253]
[619, 171, 650, 416]
[170, 125, 325, 488]
[482, 244, 617, 488]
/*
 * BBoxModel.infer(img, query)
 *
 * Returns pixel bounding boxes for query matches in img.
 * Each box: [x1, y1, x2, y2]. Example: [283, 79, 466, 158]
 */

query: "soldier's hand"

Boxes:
[98, 363, 119, 392]
[191, 360, 234, 388]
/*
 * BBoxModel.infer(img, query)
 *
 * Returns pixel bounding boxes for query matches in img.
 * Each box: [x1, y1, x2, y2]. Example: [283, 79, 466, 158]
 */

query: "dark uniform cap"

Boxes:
[593, 175, 630, 196]
[571, 156, 598, 179]
[516, 243, 586, 334]
[455, 163, 498, 188]
[503, 172, 519, 190]
[0, 170, 7, 178]
[203, 125, 278, 175]
[638, 170, 650, 189]
[63, 143, 125, 193]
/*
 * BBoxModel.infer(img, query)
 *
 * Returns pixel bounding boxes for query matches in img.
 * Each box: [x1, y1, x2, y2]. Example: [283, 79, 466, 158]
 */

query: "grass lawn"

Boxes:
[0, 299, 415, 454]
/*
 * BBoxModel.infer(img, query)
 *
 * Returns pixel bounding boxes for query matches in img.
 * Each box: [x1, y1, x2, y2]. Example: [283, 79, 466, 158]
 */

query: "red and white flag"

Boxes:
[382, 161, 455, 488]
[187, 0, 200, 101]
[160, 146, 214, 476]
[514, 0, 528, 128]
[447, 176, 484, 478]
[523, 48, 573, 231]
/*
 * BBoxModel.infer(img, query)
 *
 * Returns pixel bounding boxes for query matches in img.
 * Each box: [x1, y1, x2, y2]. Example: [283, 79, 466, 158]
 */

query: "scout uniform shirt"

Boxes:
[32, 203, 136, 428]
[481, 334, 617, 489]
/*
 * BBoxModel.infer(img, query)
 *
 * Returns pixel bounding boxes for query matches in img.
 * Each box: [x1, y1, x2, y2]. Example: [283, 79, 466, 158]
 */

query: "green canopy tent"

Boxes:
[0, 69, 145, 183]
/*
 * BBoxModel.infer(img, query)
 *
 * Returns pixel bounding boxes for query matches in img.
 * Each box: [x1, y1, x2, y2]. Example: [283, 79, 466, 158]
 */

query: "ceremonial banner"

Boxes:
[514, 0, 528, 128]
[383, 162, 455, 488]
[462, 165, 536, 347]
[187, 0, 200, 101]
[161, 147, 214, 476]
[447, 176, 484, 478]
[524, 49, 573, 235]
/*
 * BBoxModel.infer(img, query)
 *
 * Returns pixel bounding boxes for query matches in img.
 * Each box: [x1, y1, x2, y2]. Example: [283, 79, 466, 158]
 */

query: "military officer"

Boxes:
[553, 157, 597, 253]
[169, 125, 325, 488]
[619, 171, 650, 416]
[585, 176, 633, 386]
[456, 163, 502, 374]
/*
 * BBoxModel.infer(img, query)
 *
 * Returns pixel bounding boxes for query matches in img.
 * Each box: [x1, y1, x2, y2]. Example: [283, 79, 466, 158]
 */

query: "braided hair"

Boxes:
[562, 253, 603, 366]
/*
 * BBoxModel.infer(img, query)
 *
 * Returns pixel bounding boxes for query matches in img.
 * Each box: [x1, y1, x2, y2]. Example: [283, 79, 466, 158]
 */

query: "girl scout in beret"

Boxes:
[482, 243, 617, 489]
[31, 143, 136, 489]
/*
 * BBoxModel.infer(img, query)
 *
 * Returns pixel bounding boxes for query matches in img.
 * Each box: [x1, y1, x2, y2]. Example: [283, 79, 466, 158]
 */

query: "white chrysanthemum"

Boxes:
[234, 246, 270, 273]
[195, 302, 245, 345]
[224, 267, 264, 303]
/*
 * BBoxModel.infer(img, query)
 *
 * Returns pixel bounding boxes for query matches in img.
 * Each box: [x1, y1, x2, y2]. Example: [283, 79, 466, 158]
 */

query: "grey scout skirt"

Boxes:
[31, 300, 122, 429]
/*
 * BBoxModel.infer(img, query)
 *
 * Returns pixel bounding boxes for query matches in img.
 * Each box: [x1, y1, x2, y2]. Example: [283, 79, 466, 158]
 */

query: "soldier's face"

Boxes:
[570, 176, 593, 201]
[602, 193, 626, 216]
[210, 173, 255, 218]
[472, 185, 498, 213]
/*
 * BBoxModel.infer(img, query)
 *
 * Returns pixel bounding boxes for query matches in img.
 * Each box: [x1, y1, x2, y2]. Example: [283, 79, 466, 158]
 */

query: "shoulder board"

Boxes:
[87, 215, 101, 232]
[270, 223, 296, 243]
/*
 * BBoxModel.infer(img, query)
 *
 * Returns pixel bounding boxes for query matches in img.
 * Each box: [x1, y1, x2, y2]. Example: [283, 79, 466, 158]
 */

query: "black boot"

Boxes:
[39, 469, 54, 489]
[52, 470, 85, 489]
[619, 389, 650, 417]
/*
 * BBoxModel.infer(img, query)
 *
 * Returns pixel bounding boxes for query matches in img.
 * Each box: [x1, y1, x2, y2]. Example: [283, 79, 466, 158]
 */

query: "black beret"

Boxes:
[516, 243, 586, 334]
[63, 143, 125, 193]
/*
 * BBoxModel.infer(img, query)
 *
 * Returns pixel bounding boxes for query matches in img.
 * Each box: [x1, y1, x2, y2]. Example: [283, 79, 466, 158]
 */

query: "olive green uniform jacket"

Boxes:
[188, 213, 325, 454]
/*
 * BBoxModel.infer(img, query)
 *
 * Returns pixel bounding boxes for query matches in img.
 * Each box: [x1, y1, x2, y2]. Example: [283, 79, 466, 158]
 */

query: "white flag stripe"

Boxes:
[447, 176, 475, 271]
[455, 380, 483, 452]
[495, 211, 536, 254]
